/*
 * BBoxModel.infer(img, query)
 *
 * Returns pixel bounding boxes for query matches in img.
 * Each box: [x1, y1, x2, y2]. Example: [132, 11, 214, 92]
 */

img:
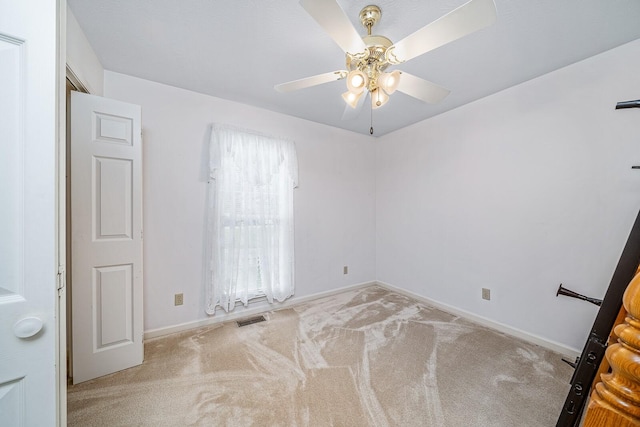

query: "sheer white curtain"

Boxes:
[206, 125, 298, 314]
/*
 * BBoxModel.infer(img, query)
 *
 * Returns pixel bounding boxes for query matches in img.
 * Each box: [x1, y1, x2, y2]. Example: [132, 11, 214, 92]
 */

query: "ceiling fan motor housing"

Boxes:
[347, 6, 402, 93]
[347, 34, 394, 92]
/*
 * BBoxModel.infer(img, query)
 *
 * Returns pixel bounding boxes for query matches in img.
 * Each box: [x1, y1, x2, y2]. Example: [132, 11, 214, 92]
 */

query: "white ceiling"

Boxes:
[67, 0, 640, 137]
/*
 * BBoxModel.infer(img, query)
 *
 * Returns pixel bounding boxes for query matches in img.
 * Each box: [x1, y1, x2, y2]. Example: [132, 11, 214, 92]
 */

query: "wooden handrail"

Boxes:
[583, 272, 640, 426]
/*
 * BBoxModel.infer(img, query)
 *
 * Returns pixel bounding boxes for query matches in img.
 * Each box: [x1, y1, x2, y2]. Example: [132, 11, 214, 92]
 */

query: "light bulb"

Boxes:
[371, 88, 389, 109]
[342, 90, 364, 109]
[377, 70, 401, 95]
[346, 70, 368, 94]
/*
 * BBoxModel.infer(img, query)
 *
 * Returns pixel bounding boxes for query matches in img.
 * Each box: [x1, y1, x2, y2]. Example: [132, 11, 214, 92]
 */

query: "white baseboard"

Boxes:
[375, 281, 581, 359]
[145, 280, 581, 359]
[144, 281, 375, 340]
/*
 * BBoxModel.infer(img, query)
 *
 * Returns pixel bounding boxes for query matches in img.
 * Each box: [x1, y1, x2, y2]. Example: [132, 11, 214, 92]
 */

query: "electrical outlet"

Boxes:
[343, 266, 348, 274]
[174, 293, 184, 306]
[482, 288, 490, 301]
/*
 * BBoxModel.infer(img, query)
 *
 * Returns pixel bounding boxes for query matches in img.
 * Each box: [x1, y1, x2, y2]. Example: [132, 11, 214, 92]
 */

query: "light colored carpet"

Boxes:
[67, 286, 572, 426]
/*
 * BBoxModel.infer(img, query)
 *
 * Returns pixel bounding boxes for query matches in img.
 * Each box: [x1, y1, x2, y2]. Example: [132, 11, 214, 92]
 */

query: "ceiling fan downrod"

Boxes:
[359, 5, 381, 36]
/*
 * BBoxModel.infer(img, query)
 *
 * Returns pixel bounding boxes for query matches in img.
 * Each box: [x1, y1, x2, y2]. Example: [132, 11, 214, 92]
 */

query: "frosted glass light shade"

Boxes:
[346, 70, 368, 94]
[371, 88, 389, 109]
[342, 90, 364, 109]
[377, 70, 401, 95]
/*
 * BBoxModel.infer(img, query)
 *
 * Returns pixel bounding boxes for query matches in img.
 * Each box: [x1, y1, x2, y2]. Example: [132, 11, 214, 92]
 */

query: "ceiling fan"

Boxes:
[275, 0, 497, 120]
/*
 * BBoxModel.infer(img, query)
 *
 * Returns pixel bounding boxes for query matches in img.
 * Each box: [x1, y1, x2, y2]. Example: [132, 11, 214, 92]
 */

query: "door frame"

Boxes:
[57, 0, 97, 421]
[57, 1, 67, 426]
[64, 67, 89, 385]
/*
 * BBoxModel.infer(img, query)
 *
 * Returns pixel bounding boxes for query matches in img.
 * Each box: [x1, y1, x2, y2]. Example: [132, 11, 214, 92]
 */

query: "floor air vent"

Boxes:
[236, 315, 266, 327]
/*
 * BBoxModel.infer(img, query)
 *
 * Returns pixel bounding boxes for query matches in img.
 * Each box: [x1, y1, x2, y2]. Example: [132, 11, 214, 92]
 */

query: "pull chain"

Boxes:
[370, 98, 374, 135]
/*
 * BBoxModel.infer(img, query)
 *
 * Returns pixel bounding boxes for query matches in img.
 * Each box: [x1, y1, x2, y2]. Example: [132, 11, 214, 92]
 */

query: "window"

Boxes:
[206, 125, 298, 314]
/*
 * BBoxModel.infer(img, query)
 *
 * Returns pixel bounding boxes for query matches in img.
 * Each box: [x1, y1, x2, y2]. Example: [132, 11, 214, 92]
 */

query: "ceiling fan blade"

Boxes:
[396, 72, 450, 104]
[341, 92, 366, 121]
[299, 0, 367, 54]
[275, 70, 347, 93]
[389, 0, 497, 63]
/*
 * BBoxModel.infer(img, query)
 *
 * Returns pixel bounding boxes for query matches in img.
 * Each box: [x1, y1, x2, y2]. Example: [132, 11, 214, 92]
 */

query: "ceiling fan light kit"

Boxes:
[343, 6, 399, 110]
[276, 0, 497, 127]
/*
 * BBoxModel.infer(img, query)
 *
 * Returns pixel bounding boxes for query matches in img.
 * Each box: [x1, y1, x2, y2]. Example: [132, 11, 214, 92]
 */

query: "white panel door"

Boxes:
[71, 91, 143, 384]
[0, 1, 58, 426]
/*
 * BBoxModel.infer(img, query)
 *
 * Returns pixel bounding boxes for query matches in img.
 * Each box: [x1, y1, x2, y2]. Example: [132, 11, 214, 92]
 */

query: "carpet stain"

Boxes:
[68, 286, 573, 426]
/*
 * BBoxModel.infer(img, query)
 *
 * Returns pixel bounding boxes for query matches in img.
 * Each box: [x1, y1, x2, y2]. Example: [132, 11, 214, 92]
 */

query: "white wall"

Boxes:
[98, 38, 640, 353]
[104, 71, 376, 332]
[376, 39, 640, 352]
[66, 6, 103, 95]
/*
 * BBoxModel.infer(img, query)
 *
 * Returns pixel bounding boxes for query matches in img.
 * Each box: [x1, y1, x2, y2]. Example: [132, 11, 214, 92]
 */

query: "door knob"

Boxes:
[13, 317, 44, 338]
